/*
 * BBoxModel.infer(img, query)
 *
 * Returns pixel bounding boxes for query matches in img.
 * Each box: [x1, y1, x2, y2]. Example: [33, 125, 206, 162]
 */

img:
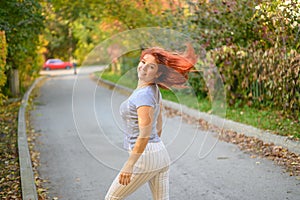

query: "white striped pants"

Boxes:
[105, 141, 170, 200]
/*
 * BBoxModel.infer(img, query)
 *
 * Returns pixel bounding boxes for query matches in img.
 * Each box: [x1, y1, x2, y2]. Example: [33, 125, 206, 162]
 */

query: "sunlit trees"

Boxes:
[0, 0, 44, 96]
[163, 0, 299, 120]
[42, 0, 176, 64]
[0, 31, 7, 104]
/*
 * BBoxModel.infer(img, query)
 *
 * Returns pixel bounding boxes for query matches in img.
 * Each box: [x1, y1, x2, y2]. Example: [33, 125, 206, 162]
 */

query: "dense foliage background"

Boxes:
[156, 0, 299, 121]
[0, 0, 299, 119]
[0, 0, 44, 97]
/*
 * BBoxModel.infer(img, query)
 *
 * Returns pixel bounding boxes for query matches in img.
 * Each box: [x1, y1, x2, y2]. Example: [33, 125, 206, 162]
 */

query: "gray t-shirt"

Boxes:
[120, 84, 162, 150]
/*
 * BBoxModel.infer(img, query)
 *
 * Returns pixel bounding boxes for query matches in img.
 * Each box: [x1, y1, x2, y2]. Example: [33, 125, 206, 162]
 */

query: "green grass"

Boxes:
[96, 71, 300, 140]
[226, 106, 300, 139]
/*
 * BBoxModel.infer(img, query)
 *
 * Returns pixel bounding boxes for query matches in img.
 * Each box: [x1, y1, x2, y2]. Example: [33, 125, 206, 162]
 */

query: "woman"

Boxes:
[105, 44, 197, 200]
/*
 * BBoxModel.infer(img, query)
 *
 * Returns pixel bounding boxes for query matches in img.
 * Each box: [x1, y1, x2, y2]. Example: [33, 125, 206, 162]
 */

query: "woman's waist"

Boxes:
[143, 140, 165, 152]
[124, 131, 160, 142]
[128, 139, 165, 152]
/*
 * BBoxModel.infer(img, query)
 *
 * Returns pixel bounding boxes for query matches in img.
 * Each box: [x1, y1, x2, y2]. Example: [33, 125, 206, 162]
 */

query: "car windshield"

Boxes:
[48, 59, 63, 64]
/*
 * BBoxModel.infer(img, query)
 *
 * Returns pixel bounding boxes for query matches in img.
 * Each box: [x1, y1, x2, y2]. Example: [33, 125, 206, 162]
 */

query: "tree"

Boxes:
[41, 0, 169, 64]
[0, 0, 44, 96]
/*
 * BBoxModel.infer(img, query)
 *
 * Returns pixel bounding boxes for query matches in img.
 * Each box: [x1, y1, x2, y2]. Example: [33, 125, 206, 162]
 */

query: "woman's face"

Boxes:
[137, 54, 160, 83]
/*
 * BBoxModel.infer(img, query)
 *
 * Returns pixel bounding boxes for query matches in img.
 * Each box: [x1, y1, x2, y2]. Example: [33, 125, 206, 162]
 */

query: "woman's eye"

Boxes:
[141, 60, 145, 64]
[149, 64, 156, 69]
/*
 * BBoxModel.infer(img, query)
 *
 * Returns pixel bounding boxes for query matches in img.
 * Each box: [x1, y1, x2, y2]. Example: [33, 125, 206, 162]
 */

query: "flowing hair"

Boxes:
[140, 44, 197, 89]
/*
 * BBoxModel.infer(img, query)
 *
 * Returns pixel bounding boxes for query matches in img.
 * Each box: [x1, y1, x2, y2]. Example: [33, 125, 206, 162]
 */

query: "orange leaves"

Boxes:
[26, 114, 49, 200]
[0, 102, 21, 199]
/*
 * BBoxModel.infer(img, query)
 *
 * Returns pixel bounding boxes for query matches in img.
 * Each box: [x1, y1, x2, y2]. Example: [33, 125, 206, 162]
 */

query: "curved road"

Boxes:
[31, 67, 300, 200]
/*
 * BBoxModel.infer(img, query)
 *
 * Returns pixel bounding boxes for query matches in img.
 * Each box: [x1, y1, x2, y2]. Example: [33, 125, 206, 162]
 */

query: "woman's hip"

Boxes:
[133, 141, 170, 173]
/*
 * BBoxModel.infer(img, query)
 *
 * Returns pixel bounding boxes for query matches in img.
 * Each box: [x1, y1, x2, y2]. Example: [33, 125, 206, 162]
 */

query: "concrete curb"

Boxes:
[91, 74, 300, 155]
[18, 77, 45, 200]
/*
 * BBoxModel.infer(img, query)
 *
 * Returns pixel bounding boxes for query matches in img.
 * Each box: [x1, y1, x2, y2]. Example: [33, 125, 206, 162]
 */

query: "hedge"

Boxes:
[210, 45, 299, 120]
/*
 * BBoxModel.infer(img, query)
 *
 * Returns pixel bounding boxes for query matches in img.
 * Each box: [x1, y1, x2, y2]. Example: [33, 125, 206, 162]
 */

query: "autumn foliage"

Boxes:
[0, 102, 22, 199]
[0, 31, 7, 104]
[211, 45, 299, 120]
[166, 0, 300, 121]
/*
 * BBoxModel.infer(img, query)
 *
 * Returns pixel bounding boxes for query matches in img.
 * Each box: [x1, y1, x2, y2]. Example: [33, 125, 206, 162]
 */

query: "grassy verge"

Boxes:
[96, 71, 300, 140]
[226, 106, 299, 138]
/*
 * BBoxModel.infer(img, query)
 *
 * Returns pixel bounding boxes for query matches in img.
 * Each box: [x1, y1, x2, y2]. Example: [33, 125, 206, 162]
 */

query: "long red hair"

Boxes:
[140, 44, 197, 89]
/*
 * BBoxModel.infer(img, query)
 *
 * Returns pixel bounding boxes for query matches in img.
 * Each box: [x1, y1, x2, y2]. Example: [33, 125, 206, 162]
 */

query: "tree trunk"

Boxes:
[10, 69, 19, 97]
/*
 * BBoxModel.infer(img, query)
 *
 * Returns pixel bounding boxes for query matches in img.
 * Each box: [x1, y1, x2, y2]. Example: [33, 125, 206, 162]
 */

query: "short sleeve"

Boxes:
[132, 90, 156, 108]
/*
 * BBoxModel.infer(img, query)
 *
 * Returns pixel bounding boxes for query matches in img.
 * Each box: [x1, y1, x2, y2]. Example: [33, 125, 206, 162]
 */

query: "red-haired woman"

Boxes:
[105, 45, 197, 200]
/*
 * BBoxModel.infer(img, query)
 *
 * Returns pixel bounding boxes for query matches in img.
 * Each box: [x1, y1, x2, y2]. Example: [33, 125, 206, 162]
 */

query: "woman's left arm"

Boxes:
[156, 103, 163, 137]
[119, 106, 154, 185]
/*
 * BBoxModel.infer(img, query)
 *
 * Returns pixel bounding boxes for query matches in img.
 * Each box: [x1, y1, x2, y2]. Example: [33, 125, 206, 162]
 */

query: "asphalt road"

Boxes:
[31, 67, 300, 200]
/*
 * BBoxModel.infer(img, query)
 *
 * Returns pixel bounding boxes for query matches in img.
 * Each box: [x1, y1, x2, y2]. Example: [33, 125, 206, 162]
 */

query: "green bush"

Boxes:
[0, 0, 44, 96]
[252, 0, 300, 50]
[211, 45, 299, 120]
[188, 71, 208, 99]
[0, 31, 7, 104]
[160, 0, 300, 120]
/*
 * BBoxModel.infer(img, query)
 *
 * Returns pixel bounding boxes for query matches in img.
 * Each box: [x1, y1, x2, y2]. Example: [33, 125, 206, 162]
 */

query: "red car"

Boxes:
[43, 59, 73, 70]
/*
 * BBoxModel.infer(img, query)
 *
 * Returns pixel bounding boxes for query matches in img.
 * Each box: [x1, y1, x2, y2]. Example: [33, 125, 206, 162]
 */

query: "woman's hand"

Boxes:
[119, 163, 133, 185]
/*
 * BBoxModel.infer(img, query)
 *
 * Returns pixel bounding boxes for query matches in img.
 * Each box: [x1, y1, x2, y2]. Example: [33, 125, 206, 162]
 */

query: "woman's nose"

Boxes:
[141, 64, 147, 71]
